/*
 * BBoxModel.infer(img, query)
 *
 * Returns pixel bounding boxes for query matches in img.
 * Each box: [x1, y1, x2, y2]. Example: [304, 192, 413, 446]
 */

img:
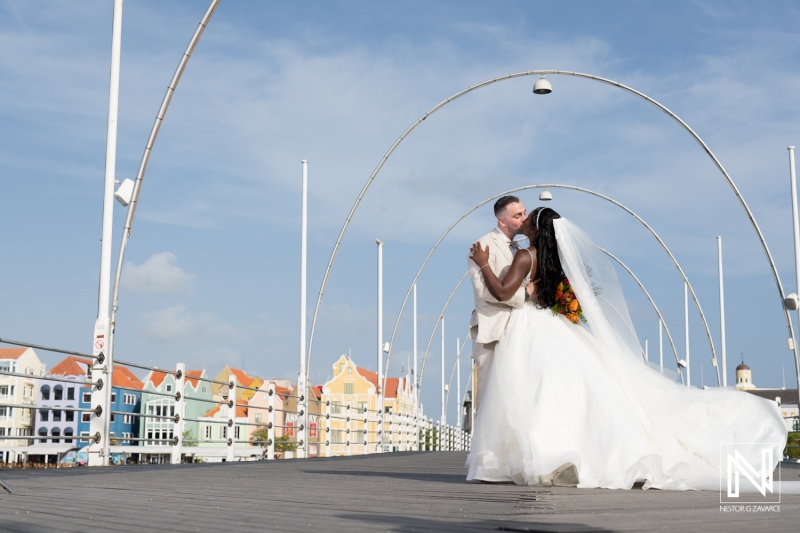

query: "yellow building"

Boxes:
[321, 355, 417, 456]
[211, 366, 262, 402]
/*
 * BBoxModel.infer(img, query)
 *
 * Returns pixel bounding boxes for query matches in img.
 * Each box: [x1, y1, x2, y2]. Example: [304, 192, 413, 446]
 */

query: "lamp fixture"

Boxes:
[533, 75, 552, 95]
[539, 188, 553, 201]
[114, 178, 135, 206]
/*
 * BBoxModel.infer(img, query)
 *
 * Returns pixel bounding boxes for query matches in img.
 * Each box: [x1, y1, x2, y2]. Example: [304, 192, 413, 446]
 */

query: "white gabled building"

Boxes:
[0, 347, 46, 462]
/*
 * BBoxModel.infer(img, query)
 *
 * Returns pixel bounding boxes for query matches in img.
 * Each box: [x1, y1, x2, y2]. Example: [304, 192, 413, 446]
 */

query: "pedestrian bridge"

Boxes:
[1, 451, 798, 532]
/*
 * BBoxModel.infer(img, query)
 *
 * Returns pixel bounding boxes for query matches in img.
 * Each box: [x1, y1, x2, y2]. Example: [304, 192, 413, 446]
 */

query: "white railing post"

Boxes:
[170, 363, 186, 464]
[346, 403, 352, 457]
[267, 383, 275, 460]
[227, 374, 236, 462]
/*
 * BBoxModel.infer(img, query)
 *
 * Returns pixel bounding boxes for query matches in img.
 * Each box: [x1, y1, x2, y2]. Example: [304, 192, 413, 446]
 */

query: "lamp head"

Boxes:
[786, 293, 799, 310]
[539, 189, 553, 201]
[533, 76, 552, 95]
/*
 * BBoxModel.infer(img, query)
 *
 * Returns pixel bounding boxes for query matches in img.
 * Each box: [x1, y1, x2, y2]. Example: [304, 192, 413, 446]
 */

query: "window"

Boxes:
[357, 401, 367, 414]
[67, 387, 75, 400]
[51, 428, 61, 443]
[220, 426, 227, 439]
[255, 413, 262, 423]
[166, 384, 172, 392]
[111, 392, 117, 404]
[0, 385, 12, 397]
[0, 407, 12, 418]
[53, 410, 61, 422]
[353, 430, 365, 443]
[0, 362, 15, 373]
[332, 430, 343, 444]
[38, 427, 47, 443]
[64, 428, 74, 443]
[41, 385, 50, 401]
[40, 410, 49, 422]
[201, 386, 207, 394]
[344, 383, 354, 394]
[331, 402, 342, 414]
[309, 422, 318, 438]
[82, 392, 91, 404]
[81, 413, 91, 423]
[204, 426, 211, 439]
[65, 411, 74, 422]
[339, 363, 344, 373]
[0, 428, 5, 436]
[347, 366, 352, 375]
[53, 385, 63, 401]
[235, 426, 241, 439]
[123, 415, 132, 424]
[110, 413, 115, 423]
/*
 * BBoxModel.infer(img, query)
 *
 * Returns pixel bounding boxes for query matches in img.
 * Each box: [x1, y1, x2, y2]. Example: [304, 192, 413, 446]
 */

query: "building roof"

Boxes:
[112, 366, 145, 390]
[202, 400, 248, 418]
[745, 388, 799, 405]
[48, 356, 92, 377]
[275, 386, 292, 400]
[0, 347, 30, 360]
[736, 362, 751, 371]
[185, 370, 203, 389]
[356, 366, 405, 398]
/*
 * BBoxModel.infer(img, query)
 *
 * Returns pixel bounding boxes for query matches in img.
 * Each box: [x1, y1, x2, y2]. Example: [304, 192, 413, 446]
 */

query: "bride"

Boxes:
[466, 206, 788, 490]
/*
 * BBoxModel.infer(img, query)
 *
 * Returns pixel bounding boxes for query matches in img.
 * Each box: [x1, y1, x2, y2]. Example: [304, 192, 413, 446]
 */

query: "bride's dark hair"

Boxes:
[530, 207, 564, 309]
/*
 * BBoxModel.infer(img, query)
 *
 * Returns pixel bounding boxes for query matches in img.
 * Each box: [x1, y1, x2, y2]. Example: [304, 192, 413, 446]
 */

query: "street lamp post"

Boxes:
[296, 160, 308, 459]
[88, 0, 123, 467]
[376, 238, 385, 452]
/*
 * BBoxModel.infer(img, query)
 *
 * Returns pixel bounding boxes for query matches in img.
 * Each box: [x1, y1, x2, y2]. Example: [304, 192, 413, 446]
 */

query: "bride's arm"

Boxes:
[470, 243, 532, 302]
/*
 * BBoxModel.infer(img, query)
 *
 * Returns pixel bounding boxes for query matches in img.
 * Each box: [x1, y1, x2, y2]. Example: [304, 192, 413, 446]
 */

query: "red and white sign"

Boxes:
[309, 422, 317, 438]
[286, 421, 294, 437]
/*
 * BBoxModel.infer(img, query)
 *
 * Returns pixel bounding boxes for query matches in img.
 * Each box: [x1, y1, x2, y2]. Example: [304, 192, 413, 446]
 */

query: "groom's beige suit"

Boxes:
[469, 227, 526, 411]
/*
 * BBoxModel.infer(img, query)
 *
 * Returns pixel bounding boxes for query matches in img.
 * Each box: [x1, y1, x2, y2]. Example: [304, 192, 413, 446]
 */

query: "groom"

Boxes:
[468, 196, 529, 412]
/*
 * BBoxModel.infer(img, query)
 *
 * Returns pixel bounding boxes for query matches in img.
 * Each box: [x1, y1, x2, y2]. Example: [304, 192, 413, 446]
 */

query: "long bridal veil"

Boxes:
[552, 218, 788, 490]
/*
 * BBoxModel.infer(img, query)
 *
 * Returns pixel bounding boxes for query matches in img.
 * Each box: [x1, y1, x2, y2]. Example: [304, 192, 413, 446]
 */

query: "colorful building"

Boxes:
[77, 366, 144, 447]
[0, 347, 45, 462]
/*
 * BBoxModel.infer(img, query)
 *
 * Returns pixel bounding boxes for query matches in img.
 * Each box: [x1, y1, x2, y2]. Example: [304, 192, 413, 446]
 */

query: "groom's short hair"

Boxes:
[494, 196, 520, 217]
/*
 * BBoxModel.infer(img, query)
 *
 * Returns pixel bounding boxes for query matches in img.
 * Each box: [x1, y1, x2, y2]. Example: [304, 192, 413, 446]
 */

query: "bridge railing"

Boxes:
[1, 339, 472, 466]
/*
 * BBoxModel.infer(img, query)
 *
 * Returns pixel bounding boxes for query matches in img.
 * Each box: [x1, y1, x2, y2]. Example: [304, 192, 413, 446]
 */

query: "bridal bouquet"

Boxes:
[552, 278, 586, 324]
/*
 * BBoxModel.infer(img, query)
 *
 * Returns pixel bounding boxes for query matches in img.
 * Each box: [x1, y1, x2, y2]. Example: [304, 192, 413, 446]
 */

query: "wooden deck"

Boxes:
[0, 452, 798, 532]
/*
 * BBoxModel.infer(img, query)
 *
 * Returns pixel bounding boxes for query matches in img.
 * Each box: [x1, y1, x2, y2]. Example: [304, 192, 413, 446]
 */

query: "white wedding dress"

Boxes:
[466, 219, 788, 490]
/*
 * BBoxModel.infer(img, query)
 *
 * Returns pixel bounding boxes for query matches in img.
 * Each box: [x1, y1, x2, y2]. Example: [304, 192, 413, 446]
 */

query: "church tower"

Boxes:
[734, 361, 755, 390]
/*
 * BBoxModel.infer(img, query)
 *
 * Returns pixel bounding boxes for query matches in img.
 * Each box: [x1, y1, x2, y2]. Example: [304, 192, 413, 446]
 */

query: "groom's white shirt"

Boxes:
[468, 227, 526, 346]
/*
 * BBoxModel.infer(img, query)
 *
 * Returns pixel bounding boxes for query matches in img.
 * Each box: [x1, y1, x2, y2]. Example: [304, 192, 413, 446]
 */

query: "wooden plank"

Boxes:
[0, 453, 797, 532]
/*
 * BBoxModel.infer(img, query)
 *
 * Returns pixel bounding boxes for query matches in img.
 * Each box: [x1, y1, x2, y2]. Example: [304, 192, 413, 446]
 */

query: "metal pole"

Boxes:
[441, 316, 445, 425]
[413, 284, 418, 413]
[644, 338, 648, 362]
[296, 160, 308, 459]
[718, 236, 727, 387]
[376, 238, 385, 452]
[659, 320, 664, 374]
[456, 337, 461, 430]
[685, 282, 691, 387]
[89, 0, 122, 467]
[789, 146, 800, 392]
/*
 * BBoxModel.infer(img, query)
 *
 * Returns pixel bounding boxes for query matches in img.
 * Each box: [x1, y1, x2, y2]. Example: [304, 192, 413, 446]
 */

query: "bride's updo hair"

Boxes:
[530, 207, 563, 309]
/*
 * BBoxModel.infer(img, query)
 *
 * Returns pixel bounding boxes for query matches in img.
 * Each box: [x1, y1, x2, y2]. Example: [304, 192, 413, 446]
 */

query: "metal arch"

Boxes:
[392, 183, 717, 395]
[306, 69, 799, 393]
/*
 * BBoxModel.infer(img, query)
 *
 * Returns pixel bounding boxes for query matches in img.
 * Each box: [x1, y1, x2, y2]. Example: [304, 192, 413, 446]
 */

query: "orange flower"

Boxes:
[555, 289, 564, 299]
[569, 299, 579, 312]
[567, 312, 579, 324]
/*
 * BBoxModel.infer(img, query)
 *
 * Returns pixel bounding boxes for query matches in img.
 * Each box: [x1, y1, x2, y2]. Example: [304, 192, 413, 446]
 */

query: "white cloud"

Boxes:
[121, 252, 196, 296]
[140, 304, 236, 344]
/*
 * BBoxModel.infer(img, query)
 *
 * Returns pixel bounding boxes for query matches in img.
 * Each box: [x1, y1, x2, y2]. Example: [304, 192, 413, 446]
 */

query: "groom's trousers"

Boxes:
[473, 340, 497, 412]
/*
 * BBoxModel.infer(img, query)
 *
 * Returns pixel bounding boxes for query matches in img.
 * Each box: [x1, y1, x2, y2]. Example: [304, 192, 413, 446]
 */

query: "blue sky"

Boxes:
[2, 1, 800, 423]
